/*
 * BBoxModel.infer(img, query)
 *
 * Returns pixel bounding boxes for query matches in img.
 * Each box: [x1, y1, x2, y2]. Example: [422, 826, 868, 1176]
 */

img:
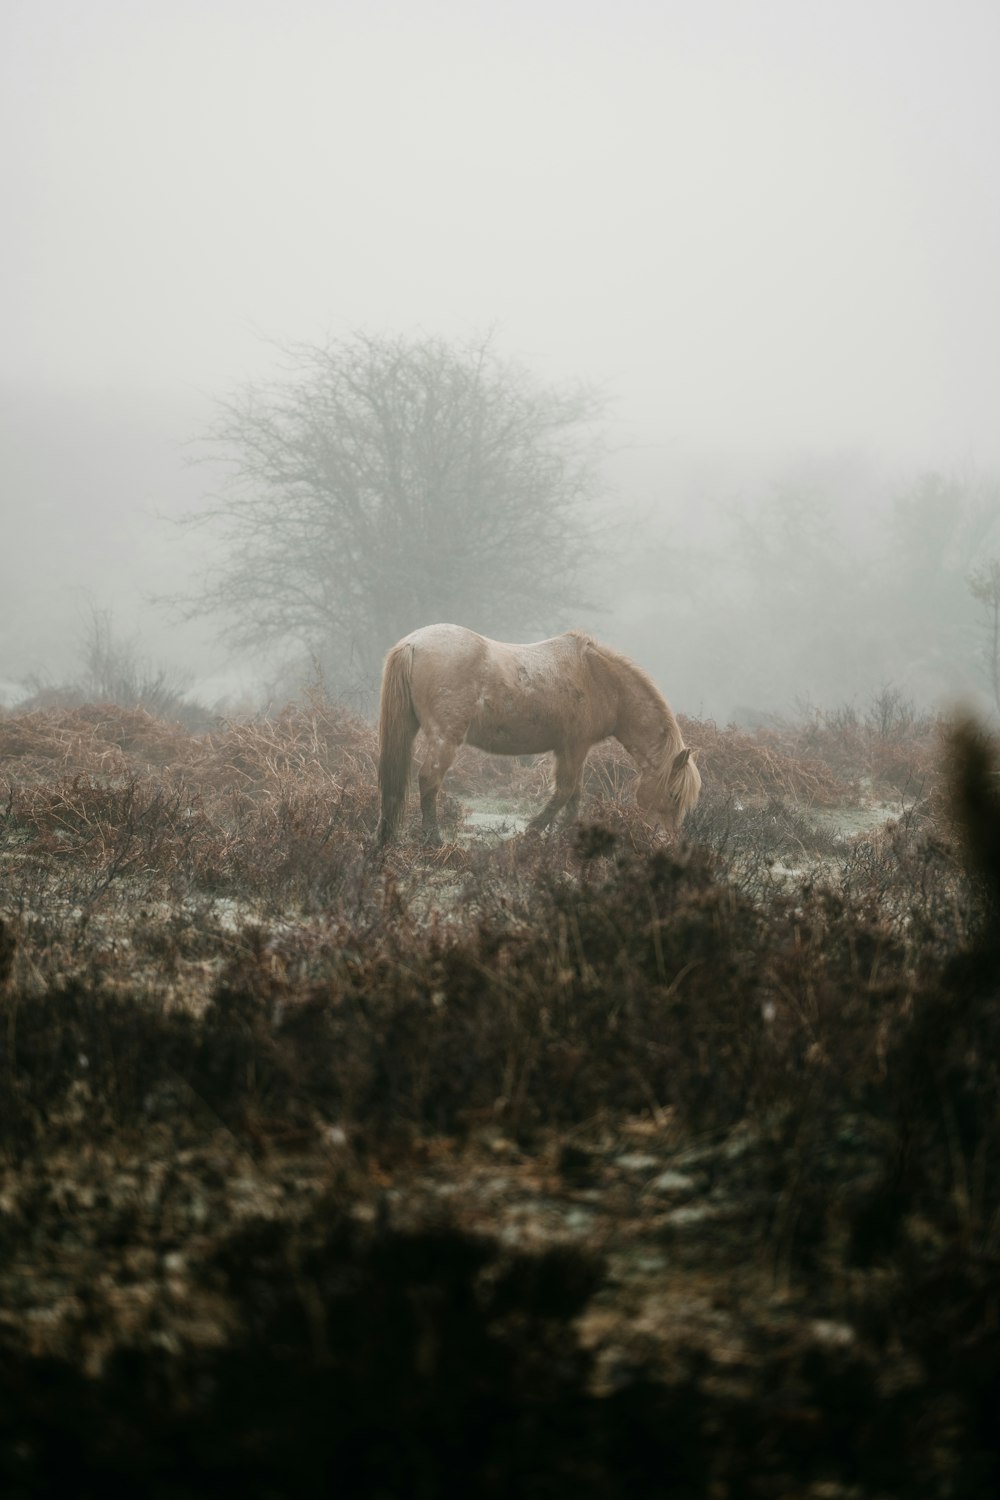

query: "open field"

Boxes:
[1, 696, 998, 1496]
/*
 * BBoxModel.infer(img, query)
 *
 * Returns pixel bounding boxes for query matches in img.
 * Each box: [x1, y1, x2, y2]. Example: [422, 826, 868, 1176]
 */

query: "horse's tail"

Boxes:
[376, 641, 419, 844]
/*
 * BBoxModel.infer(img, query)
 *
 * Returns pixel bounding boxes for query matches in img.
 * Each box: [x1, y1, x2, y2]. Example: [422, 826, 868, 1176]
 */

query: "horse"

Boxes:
[375, 623, 701, 845]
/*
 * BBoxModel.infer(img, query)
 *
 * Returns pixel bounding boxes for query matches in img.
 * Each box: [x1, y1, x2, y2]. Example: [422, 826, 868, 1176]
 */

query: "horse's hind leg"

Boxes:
[529, 749, 586, 831]
[418, 732, 459, 845]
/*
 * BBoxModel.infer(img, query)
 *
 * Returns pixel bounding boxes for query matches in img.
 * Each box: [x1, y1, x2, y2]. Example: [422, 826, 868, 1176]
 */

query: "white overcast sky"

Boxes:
[3, 0, 1000, 684]
[6, 0, 1000, 456]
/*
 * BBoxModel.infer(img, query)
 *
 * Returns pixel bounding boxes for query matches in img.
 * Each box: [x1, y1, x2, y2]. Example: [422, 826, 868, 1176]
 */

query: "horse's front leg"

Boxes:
[529, 749, 586, 831]
[418, 733, 459, 845]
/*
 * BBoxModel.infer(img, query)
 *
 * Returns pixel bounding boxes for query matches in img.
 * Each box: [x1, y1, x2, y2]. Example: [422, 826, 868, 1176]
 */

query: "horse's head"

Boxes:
[637, 746, 701, 835]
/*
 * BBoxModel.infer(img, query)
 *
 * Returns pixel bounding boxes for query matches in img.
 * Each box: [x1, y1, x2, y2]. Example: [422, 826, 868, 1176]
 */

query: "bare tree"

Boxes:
[175, 331, 607, 691]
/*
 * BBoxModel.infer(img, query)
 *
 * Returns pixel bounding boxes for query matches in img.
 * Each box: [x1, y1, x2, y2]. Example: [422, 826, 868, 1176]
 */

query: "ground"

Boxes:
[0, 700, 997, 1495]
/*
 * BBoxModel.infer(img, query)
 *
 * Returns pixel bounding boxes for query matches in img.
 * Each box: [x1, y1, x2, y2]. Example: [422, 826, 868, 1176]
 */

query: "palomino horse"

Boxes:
[375, 623, 701, 845]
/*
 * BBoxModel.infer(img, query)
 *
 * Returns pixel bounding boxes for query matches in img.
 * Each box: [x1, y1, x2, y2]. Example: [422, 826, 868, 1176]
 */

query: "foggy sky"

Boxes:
[4, 0, 1000, 693]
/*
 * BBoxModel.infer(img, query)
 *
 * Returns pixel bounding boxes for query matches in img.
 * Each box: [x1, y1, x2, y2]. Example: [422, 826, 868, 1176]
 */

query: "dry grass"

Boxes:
[679, 715, 856, 805]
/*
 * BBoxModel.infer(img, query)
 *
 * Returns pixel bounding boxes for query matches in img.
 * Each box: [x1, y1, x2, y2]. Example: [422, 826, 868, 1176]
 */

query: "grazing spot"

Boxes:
[375, 623, 701, 846]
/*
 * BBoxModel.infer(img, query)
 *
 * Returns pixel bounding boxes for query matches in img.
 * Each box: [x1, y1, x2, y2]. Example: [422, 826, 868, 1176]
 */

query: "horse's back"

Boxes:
[403, 625, 588, 692]
[402, 622, 488, 659]
[397, 623, 605, 753]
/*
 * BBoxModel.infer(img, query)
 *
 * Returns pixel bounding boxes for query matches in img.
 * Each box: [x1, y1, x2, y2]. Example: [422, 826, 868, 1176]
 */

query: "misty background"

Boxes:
[4, 0, 1000, 722]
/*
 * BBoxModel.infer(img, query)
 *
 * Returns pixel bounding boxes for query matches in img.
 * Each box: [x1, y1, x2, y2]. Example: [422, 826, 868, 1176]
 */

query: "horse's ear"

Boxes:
[672, 747, 691, 771]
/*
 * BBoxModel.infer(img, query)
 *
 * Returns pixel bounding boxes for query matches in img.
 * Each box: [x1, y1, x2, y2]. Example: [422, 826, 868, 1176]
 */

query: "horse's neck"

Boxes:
[610, 663, 680, 770]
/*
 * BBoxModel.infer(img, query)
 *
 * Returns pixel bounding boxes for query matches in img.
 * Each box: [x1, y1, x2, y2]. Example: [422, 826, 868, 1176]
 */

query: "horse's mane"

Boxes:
[575, 631, 699, 815]
[574, 633, 683, 748]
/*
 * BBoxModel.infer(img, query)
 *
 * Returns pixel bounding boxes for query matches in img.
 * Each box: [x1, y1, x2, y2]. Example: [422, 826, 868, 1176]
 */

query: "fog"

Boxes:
[4, 0, 1000, 719]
